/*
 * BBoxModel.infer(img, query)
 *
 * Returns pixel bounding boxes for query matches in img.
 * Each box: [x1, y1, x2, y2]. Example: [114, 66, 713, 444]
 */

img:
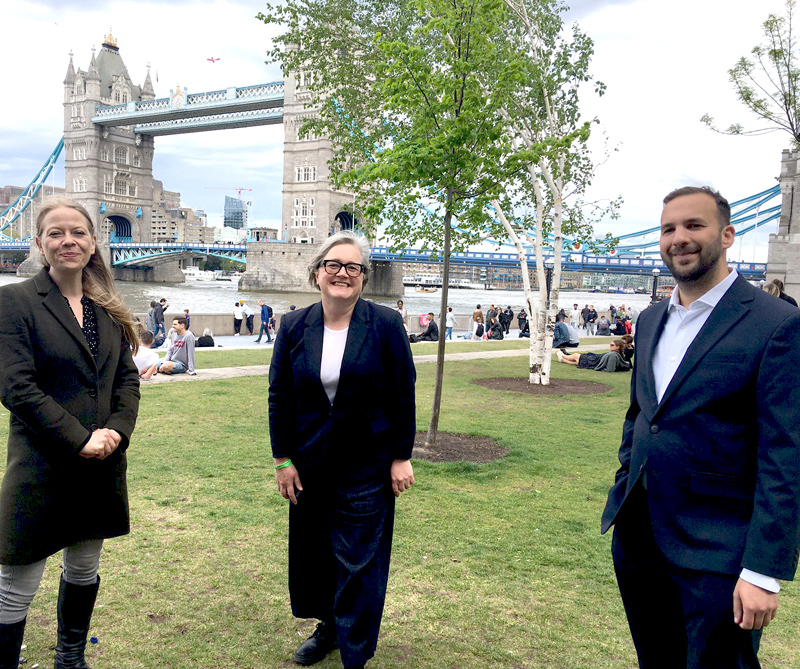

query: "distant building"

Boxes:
[215, 225, 247, 244]
[224, 196, 248, 230]
[250, 225, 279, 242]
[151, 180, 215, 243]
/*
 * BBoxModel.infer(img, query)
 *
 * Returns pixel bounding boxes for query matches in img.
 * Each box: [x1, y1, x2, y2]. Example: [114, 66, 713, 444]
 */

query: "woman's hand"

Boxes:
[80, 428, 121, 459]
[391, 459, 415, 497]
[274, 459, 303, 504]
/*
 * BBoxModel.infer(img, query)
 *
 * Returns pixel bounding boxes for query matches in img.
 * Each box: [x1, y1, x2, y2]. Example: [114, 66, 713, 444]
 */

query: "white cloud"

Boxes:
[1, 0, 791, 261]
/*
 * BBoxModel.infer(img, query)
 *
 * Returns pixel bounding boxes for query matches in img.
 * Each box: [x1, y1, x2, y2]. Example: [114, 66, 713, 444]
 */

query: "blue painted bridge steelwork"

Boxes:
[369, 247, 767, 280]
[0, 240, 766, 279]
[92, 82, 284, 136]
[110, 242, 246, 266]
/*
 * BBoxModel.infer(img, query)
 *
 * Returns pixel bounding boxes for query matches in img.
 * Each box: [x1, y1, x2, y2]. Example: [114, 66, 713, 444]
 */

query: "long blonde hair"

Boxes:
[36, 198, 139, 353]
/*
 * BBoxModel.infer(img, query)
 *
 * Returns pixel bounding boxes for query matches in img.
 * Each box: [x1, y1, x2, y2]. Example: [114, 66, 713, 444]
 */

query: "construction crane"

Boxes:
[206, 187, 253, 199]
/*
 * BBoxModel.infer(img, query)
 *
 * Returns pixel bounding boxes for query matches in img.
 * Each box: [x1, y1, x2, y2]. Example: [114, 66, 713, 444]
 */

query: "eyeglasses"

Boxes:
[320, 260, 366, 277]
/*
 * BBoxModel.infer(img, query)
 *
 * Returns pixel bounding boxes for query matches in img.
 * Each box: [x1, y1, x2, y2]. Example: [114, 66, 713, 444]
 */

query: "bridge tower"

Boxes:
[280, 67, 362, 244]
[767, 149, 800, 300]
[63, 31, 155, 245]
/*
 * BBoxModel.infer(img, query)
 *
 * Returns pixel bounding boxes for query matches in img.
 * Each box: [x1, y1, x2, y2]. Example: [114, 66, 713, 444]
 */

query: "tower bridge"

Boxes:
[0, 31, 787, 292]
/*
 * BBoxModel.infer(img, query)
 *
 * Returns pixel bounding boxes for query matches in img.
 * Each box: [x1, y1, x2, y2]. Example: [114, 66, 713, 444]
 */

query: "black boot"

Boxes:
[54, 575, 100, 669]
[0, 617, 26, 669]
[293, 620, 338, 666]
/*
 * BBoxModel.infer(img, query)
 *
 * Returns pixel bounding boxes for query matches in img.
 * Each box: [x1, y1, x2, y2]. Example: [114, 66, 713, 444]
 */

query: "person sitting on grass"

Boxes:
[555, 339, 631, 372]
[596, 315, 612, 336]
[620, 334, 635, 364]
[488, 316, 504, 340]
[553, 313, 578, 349]
[409, 313, 439, 343]
[197, 328, 215, 348]
[131, 330, 160, 380]
[157, 317, 196, 375]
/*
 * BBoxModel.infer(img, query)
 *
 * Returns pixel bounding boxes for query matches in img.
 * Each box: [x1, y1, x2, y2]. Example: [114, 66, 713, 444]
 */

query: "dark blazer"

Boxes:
[602, 275, 800, 581]
[268, 298, 416, 488]
[0, 269, 140, 565]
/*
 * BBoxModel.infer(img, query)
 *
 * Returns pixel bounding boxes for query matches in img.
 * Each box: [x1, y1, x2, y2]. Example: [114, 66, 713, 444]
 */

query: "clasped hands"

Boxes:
[79, 428, 121, 459]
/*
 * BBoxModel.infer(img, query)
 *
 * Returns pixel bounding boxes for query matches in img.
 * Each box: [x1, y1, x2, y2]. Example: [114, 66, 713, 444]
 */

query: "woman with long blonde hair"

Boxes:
[0, 197, 140, 668]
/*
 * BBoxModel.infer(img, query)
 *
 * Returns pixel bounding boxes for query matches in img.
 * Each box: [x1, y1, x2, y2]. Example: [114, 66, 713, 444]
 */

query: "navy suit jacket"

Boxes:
[268, 298, 416, 489]
[601, 276, 800, 581]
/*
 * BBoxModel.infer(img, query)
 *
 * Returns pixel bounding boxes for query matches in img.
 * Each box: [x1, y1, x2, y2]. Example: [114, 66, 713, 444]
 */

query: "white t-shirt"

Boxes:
[132, 346, 159, 374]
[320, 326, 349, 404]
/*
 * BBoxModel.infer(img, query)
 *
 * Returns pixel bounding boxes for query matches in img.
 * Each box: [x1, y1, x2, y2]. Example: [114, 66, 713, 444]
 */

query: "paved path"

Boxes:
[144, 340, 615, 385]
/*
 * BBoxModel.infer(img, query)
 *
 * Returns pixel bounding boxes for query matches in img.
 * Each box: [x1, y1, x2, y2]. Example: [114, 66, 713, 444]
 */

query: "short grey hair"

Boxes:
[307, 230, 372, 290]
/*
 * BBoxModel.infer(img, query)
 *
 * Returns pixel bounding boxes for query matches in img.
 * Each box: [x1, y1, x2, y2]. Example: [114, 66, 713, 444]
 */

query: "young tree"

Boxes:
[702, 0, 800, 146]
[482, 0, 618, 384]
[258, 0, 511, 445]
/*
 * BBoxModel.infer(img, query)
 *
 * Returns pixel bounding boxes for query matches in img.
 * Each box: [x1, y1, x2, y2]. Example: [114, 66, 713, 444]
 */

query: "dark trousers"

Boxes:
[288, 479, 395, 667]
[611, 486, 762, 669]
[246, 315, 254, 334]
[233, 318, 242, 334]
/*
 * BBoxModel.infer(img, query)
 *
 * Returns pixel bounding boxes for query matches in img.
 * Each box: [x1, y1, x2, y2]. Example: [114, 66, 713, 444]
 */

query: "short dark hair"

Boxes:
[556, 313, 566, 322]
[140, 330, 154, 345]
[160, 298, 166, 303]
[663, 186, 730, 228]
[428, 312, 434, 318]
[174, 317, 188, 327]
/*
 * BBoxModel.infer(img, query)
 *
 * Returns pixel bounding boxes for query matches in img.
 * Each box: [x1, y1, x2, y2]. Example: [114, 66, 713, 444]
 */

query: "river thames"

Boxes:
[0, 273, 657, 316]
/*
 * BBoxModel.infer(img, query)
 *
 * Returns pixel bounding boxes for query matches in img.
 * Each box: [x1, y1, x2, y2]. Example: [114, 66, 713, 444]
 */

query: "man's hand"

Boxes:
[391, 459, 415, 497]
[733, 578, 778, 630]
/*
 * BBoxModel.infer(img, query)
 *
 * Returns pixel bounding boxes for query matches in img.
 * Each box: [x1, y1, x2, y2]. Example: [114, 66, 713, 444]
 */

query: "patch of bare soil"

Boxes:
[471, 377, 611, 395]
[412, 431, 508, 463]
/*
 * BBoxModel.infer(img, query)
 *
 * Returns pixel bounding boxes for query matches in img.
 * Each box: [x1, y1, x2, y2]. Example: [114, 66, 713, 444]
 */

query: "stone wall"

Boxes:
[240, 240, 403, 297]
[114, 260, 184, 283]
[767, 149, 800, 301]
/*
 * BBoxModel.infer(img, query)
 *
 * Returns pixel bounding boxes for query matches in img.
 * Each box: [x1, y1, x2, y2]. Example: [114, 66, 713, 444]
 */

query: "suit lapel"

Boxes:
[638, 300, 670, 417]
[654, 277, 752, 416]
[302, 302, 325, 382]
[338, 299, 370, 398]
[94, 303, 116, 367]
[34, 269, 96, 367]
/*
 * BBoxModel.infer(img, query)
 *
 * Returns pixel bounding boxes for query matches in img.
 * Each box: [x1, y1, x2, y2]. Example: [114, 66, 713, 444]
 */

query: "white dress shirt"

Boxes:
[650, 269, 780, 593]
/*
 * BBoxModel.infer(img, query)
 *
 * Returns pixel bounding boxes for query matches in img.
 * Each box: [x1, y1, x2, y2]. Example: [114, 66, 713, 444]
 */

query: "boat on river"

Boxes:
[182, 267, 240, 284]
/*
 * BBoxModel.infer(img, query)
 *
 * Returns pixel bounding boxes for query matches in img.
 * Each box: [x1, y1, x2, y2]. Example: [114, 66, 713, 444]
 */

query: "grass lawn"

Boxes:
[1, 356, 797, 668]
[190, 336, 614, 370]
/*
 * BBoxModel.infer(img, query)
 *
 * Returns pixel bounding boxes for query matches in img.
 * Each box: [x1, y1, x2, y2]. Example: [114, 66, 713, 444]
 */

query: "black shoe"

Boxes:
[293, 621, 338, 666]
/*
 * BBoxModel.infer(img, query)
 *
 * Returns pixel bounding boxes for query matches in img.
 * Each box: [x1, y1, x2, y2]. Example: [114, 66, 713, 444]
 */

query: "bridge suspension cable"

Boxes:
[1, 138, 64, 239]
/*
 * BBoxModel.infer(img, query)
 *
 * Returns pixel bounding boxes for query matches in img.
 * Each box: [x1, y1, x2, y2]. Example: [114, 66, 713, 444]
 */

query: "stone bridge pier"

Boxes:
[767, 149, 800, 301]
[240, 241, 403, 297]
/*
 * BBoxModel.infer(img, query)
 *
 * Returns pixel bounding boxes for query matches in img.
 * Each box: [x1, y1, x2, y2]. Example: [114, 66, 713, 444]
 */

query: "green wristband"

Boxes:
[274, 459, 293, 470]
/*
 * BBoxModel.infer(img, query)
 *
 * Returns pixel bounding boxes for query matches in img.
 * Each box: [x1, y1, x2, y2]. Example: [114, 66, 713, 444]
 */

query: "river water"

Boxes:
[0, 273, 656, 316]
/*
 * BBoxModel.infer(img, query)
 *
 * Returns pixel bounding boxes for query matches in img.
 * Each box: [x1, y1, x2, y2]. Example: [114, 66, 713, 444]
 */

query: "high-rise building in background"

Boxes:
[223, 196, 248, 230]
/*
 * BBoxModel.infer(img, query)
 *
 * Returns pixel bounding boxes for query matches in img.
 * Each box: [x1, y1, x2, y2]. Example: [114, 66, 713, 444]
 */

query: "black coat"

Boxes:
[602, 276, 800, 580]
[0, 269, 140, 564]
[268, 299, 416, 488]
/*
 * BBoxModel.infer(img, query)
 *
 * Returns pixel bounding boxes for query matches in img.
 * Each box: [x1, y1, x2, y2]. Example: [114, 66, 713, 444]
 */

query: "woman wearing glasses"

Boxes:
[268, 231, 416, 669]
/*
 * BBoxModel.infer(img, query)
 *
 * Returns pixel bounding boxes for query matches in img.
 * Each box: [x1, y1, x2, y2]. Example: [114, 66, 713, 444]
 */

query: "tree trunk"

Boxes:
[425, 190, 454, 448]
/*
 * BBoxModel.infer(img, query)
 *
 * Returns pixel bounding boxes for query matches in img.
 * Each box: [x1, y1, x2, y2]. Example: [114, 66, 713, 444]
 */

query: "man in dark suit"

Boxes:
[601, 186, 800, 668]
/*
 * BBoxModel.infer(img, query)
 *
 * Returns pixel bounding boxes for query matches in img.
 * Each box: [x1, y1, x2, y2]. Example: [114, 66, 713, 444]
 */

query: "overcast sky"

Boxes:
[0, 0, 791, 260]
